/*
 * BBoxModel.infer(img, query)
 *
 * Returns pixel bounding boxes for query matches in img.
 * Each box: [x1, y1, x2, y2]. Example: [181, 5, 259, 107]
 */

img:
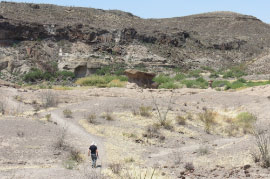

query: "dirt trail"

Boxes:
[47, 105, 107, 168]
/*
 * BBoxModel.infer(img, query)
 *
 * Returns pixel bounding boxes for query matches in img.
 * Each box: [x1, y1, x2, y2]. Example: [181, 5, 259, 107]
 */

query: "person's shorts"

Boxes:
[91, 154, 97, 161]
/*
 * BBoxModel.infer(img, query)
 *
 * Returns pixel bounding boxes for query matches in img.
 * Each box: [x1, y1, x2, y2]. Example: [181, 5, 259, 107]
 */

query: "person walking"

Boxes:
[88, 142, 98, 168]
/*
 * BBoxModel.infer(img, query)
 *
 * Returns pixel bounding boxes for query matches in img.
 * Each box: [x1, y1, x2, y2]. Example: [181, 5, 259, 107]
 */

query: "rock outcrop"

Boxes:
[124, 69, 158, 88]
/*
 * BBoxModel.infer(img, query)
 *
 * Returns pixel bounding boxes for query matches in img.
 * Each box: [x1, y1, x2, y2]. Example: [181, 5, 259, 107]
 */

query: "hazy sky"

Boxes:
[6, 0, 270, 23]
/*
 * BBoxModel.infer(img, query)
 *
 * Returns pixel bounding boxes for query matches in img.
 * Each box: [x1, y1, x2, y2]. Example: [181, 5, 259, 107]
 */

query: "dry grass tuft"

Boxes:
[199, 109, 216, 134]
[87, 113, 97, 124]
[184, 162, 195, 171]
[143, 124, 160, 138]
[102, 111, 114, 121]
[63, 109, 73, 118]
[41, 90, 58, 108]
[176, 115, 186, 125]
[109, 163, 122, 175]
[139, 105, 152, 117]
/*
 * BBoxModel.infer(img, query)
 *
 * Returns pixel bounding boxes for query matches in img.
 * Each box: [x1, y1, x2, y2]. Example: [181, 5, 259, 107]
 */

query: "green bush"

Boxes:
[159, 82, 179, 89]
[188, 69, 202, 78]
[237, 78, 247, 83]
[57, 71, 75, 80]
[182, 78, 208, 89]
[96, 66, 111, 75]
[209, 72, 219, 78]
[23, 68, 43, 82]
[153, 74, 173, 84]
[75, 75, 127, 87]
[212, 80, 230, 88]
[226, 81, 245, 89]
[23, 68, 75, 82]
[174, 73, 186, 81]
[223, 67, 246, 79]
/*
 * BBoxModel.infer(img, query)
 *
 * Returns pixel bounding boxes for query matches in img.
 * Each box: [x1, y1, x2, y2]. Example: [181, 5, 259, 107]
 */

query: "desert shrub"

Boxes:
[188, 69, 201, 78]
[0, 100, 5, 114]
[225, 81, 245, 90]
[236, 112, 257, 133]
[96, 66, 112, 75]
[124, 157, 135, 163]
[253, 127, 270, 168]
[63, 109, 72, 118]
[55, 127, 67, 150]
[209, 72, 219, 78]
[160, 120, 174, 131]
[56, 70, 75, 80]
[17, 131, 24, 137]
[41, 90, 58, 108]
[143, 124, 160, 138]
[199, 109, 216, 134]
[102, 112, 114, 121]
[153, 74, 173, 84]
[212, 80, 230, 88]
[174, 73, 186, 81]
[45, 113, 51, 122]
[237, 78, 247, 83]
[23, 68, 75, 82]
[109, 163, 122, 175]
[107, 79, 126, 87]
[223, 67, 246, 79]
[139, 106, 152, 117]
[197, 146, 210, 156]
[87, 113, 97, 124]
[158, 82, 179, 89]
[182, 79, 208, 89]
[76, 75, 107, 86]
[176, 115, 186, 125]
[63, 159, 77, 170]
[184, 162, 195, 171]
[246, 81, 270, 88]
[75, 75, 127, 87]
[152, 91, 174, 126]
[122, 132, 137, 139]
[23, 68, 43, 82]
[70, 149, 83, 163]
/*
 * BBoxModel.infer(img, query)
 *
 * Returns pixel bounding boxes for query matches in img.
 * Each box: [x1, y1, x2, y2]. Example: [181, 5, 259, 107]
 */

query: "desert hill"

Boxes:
[1, 2, 270, 80]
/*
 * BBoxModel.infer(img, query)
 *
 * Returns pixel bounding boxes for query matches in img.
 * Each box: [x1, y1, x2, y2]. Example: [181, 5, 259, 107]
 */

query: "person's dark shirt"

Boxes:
[89, 145, 97, 154]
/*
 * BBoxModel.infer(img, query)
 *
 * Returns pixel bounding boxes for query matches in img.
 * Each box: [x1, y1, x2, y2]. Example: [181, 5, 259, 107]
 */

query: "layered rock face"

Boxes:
[1, 2, 270, 79]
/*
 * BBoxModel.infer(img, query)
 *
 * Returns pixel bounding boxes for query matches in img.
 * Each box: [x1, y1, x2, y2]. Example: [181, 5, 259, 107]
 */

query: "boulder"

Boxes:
[124, 69, 158, 88]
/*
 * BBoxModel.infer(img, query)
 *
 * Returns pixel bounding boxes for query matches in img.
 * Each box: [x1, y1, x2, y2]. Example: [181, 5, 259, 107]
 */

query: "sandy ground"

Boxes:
[1, 85, 270, 178]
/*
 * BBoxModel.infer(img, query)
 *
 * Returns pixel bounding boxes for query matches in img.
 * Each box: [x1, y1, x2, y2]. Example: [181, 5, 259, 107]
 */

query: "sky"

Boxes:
[6, 0, 270, 23]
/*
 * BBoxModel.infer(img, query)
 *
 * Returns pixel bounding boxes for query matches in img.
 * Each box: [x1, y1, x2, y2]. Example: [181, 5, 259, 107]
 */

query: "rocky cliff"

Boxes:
[1, 2, 270, 80]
